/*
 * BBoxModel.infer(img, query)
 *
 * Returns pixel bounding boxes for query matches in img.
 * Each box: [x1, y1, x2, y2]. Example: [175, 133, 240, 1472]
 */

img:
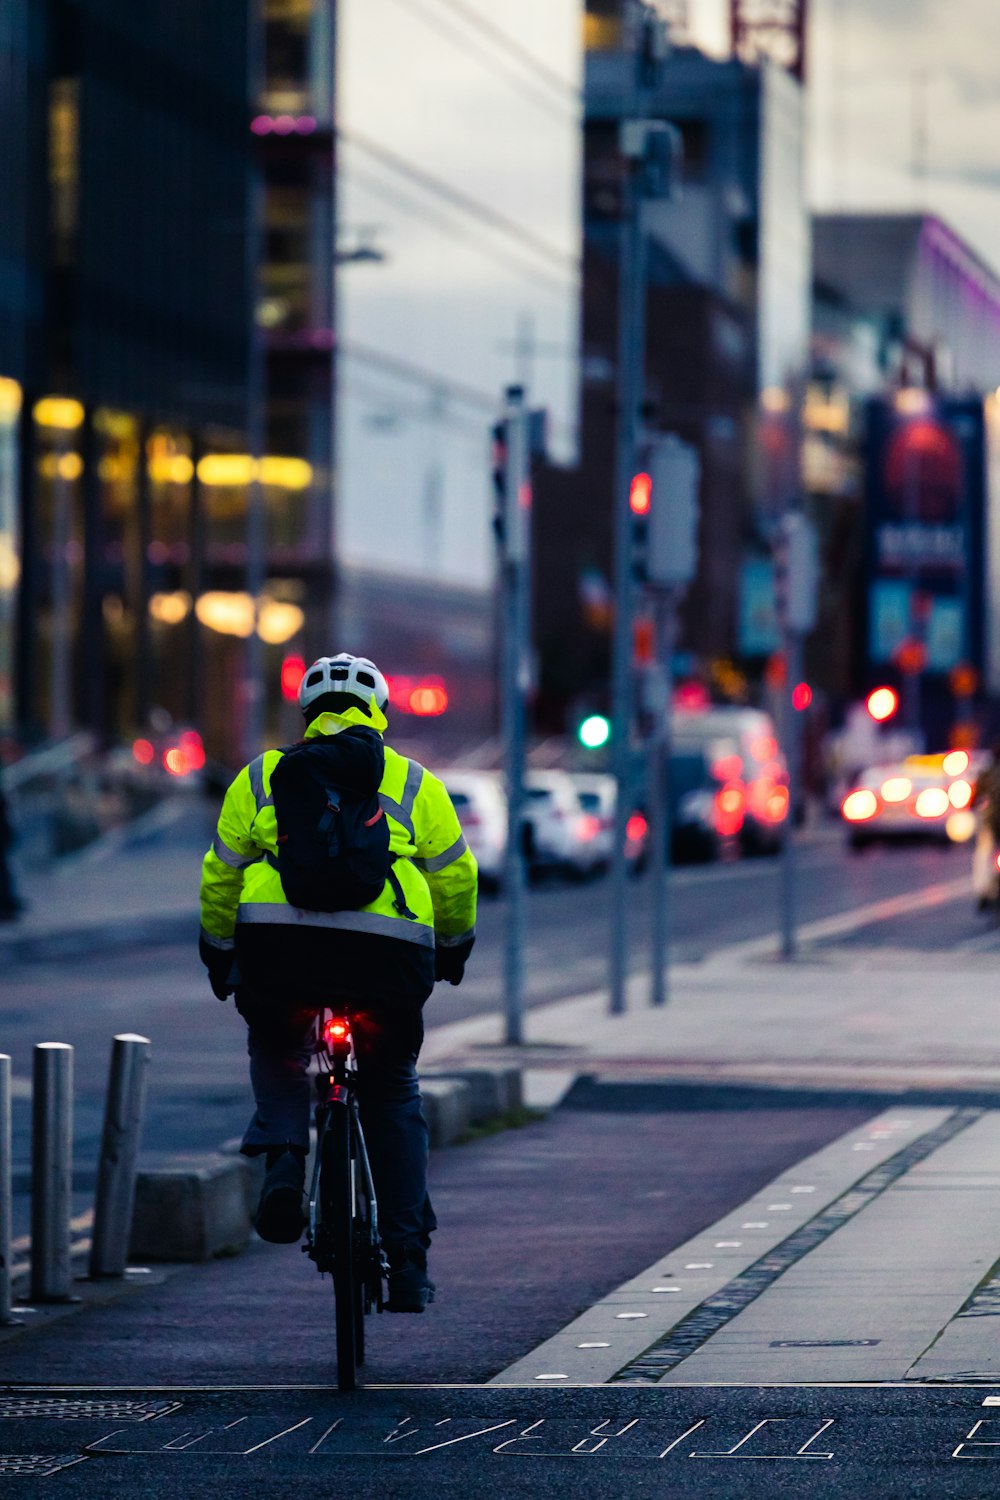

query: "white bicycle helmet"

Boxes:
[298, 653, 390, 718]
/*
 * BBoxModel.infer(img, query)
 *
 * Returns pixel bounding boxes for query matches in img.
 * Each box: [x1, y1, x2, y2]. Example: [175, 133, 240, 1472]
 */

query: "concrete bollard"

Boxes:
[90, 1034, 151, 1279]
[31, 1042, 73, 1303]
[0, 1054, 11, 1323]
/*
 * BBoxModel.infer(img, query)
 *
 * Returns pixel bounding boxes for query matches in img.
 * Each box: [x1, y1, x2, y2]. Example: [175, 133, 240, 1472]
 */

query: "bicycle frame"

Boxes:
[306, 1011, 384, 1294]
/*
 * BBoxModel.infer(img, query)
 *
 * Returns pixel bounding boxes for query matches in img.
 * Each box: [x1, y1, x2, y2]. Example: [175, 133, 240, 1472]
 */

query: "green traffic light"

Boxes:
[579, 714, 611, 749]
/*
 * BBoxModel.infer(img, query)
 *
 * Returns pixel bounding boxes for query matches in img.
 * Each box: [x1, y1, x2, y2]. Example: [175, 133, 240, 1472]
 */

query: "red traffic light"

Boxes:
[866, 686, 899, 722]
[791, 682, 812, 712]
[280, 654, 306, 702]
[629, 472, 652, 515]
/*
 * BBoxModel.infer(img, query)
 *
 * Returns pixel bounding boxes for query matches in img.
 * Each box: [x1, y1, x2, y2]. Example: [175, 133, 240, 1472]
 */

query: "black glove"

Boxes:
[199, 934, 236, 1002]
[434, 939, 472, 986]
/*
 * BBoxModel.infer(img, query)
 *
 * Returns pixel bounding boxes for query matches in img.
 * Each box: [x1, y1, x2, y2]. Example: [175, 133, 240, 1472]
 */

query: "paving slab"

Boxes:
[490, 1107, 949, 1385]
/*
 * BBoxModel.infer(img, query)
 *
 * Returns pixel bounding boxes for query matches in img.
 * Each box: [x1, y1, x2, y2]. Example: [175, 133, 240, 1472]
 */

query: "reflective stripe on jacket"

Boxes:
[199, 712, 478, 954]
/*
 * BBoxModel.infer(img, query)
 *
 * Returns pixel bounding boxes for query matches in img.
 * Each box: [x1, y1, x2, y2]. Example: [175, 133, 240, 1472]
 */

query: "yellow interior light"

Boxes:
[149, 453, 195, 485]
[760, 387, 790, 414]
[258, 456, 312, 490]
[149, 591, 192, 626]
[0, 536, 21, 591]
[34, 396, 85, 430]
[39, 452, 83, 481]
[197, 454, 256, 487]
[0, 378, 23, 424]
[257, 599, 305, 645]
[195, 591, 256, 638]
[93, 408, 137, 440]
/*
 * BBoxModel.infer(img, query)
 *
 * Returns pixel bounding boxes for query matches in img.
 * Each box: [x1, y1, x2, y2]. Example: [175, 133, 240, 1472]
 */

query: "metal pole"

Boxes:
[31, 1042, 73, 1303]
[89, 1034, 151, 1279]
[0, 1055, 13, 1323]
[649, 590, 676, 1006]
[779, 630, 804, 959]
[609, 104, 648, 1018]
[501, 393, 528, 1047]
[243, 5, 268, 763]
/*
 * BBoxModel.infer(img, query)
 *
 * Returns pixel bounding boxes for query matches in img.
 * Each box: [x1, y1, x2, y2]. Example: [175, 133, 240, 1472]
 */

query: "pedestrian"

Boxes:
[198, 653, 477, 1312]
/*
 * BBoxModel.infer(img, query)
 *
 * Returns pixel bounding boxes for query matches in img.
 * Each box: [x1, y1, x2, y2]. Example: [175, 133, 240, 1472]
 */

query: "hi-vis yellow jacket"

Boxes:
[199, 710, 477, 957]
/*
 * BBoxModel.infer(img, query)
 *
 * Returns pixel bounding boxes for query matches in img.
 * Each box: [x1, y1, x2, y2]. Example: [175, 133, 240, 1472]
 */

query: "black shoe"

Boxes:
[254, 1149, 306, 1244]
[385, 1244, 435, 1313]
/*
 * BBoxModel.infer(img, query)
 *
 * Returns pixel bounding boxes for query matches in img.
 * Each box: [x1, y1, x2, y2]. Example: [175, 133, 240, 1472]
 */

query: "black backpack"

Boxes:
[268, 728, 392, 913]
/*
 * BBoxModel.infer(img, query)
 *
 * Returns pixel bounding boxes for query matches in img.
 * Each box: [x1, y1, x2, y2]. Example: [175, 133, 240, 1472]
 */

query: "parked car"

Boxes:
[672, 707, 788, 856]
[841, 749, 981, 850]
[523, 769, 598, 879]
[669, 746, 736, 863]
[567, 771, 648, 873]
[437, 769, 507, 892]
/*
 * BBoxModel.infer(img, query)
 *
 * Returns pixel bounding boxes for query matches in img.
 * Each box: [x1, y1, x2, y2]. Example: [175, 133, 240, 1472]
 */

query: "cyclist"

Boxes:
[198, 653, 477, 1312]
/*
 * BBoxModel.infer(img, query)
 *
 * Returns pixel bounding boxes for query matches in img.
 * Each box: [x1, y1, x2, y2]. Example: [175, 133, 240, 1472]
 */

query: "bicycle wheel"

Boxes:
[321, 1105, 357, 1392]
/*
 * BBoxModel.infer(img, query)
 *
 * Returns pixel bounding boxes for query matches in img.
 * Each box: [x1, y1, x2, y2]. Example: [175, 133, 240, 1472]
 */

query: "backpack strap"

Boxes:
[386, 858, 417, 920]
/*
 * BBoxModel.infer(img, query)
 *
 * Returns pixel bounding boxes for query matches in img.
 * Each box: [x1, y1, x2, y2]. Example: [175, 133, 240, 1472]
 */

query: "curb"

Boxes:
[125, 1064, 530, 1264]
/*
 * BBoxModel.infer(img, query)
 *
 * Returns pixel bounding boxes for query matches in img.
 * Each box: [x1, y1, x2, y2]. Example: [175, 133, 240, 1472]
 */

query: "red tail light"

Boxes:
[714, 782, 746, 837]
[324, 1017, 349, 1045]
[625, 813, 648, 843]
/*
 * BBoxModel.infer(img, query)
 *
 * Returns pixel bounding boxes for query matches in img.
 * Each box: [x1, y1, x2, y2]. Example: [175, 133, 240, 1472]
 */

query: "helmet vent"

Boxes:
[356, 671, 375, 688]
[305, 671, 323, 687]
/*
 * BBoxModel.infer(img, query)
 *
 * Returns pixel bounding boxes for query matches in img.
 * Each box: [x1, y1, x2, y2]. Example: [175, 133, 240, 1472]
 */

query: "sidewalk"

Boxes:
[1, 794, 211, 962]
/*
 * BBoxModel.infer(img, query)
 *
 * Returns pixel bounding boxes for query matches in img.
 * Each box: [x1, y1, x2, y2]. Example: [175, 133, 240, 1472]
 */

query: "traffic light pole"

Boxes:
[608, 126, 648, 1019]
[498, 388, 530, 1047]
[779, 627, 804, 960]
[648, 587, 677, 1007]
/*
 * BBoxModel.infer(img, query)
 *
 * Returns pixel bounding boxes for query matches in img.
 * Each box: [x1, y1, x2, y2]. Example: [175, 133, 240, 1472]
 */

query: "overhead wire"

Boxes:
[340, 127, 579, 277]
[343, 157, 575, 300]
[425, 0, 580, 103]
[378, 0, 578, 125]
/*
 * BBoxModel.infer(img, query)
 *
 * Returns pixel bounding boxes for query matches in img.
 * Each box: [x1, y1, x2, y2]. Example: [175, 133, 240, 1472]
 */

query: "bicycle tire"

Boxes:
[321, 1105, 357, 1392]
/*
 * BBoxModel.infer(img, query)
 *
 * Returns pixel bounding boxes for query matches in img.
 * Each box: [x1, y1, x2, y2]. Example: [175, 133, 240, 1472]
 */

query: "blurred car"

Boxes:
[568, 771, 649, 873]
[524, 769, 600, 878]
[672, 707, 789, 856]
[437, 769, 507, 892]
[669, 746, 737, 863]
[840, 750, 980, 850]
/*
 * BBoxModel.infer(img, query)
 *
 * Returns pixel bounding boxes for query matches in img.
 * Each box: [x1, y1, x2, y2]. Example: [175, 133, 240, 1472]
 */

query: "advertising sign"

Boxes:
[865, 398, 985, 679]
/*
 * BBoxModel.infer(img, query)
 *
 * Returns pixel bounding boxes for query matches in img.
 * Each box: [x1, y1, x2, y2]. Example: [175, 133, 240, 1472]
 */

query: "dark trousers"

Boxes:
[234, 980, 436, 1252]
[232, 923, 436, 1250]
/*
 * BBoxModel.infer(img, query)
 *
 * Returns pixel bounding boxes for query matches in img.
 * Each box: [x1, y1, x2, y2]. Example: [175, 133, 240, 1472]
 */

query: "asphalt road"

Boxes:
[2, 830, 989, 1183]
[4, 833, 1000, 1496]
[5, 1385, 1000, 1499]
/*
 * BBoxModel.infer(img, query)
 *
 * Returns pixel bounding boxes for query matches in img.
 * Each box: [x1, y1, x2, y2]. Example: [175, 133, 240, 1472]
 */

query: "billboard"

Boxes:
[864, 396, 985, 730]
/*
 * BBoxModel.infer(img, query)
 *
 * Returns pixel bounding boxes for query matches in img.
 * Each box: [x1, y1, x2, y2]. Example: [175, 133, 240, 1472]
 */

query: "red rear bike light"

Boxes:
[324, 1018, 349, 1045]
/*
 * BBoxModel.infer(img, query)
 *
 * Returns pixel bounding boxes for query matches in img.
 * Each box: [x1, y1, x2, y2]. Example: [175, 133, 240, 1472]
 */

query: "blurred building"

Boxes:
[0, 1, 253, 755]
[534, 5, 810, 732]
[806, 212, 1000, 743]
[1, 0, 583, 766]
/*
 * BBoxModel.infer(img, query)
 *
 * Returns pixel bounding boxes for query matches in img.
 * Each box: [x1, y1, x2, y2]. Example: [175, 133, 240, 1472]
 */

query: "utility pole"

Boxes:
[638, 435, 699, 1007]
[775, 509, 818, 959]
[608, 5, 677, 1016]
[495, 387, 532, 1047]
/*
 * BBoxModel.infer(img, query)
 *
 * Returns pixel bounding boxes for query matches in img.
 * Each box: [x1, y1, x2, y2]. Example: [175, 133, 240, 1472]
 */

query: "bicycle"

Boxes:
[304, 1009, 387, 1392]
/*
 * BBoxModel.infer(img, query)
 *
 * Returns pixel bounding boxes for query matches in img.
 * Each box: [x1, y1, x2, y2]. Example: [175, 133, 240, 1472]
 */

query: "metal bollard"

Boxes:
[0, 1055, 12, 1323]
[89, 1034, 151, 1279]
[31, 1042, 74, 1303]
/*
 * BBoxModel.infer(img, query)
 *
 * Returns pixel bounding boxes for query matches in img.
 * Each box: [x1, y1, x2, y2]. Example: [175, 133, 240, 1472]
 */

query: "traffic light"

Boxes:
[792, 682, 812, 711]
[866, 686, 899, 723]
[629, 436, 700, 587]
[578, 713, 611, 750]
[280, 653, 306, 702]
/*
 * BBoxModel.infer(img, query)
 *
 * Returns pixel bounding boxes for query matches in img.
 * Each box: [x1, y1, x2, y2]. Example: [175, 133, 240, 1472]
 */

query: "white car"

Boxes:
[437, 770, 507, 891]
[567, 771, 649, 873]
[523, 769, 598, 878]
